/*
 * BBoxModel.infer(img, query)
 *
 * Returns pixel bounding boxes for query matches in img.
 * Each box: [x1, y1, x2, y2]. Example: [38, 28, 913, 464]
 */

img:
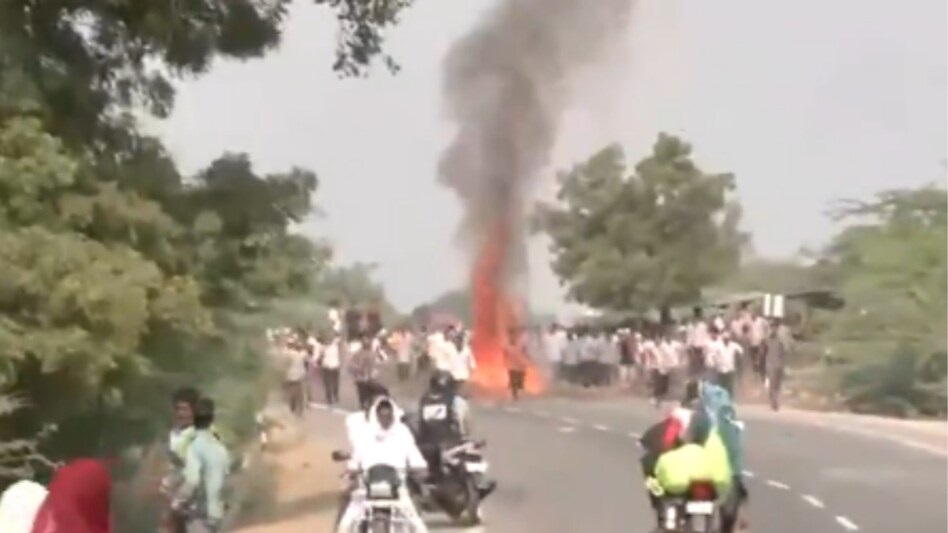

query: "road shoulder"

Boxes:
[231, 409, 342, 532]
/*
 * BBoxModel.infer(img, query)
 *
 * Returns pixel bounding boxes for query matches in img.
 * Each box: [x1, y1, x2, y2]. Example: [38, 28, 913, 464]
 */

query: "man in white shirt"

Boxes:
[639, 334, 665, 406]
[448, 331, 476, 391]
[688, 314, 710, 377]
[428, 325, 457, 374]
[328, 301, 342, 336]
[339, 399, 428, 533]
[319, 336, 343, 405]
[708, 333, 743, 398]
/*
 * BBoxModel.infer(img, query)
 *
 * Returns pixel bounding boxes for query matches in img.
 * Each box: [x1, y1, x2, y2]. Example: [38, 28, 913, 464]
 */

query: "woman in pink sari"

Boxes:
[31, 459, 112, 533]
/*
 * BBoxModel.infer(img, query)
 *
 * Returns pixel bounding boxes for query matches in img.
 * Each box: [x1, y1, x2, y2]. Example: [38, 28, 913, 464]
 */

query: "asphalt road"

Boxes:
[306, 385, 947, 533]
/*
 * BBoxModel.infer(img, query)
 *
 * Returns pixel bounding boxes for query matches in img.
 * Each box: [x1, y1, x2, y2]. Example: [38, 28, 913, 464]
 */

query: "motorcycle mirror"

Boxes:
[330, 450, 350, 462]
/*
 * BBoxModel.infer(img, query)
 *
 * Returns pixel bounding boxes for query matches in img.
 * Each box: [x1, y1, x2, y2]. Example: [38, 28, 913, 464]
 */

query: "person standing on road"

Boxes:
[710, 333, 743, 398]
[282, 337, 308, 417]
[544, 324, 566, 382]
[171, 398, 231, 533]
[749, 312, 770, 382]
[393, 327, 414, 382]
[348, 334, 380, 410]
[319, 335, 343, 405]
[448, 329, 476, 393]
[504, 326, 530, 400]
[762, 320, 789, 411]
[686, 309, 710, 379]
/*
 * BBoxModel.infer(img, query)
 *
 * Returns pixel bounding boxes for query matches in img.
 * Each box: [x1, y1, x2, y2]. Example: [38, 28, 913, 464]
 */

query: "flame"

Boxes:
[469, 223, 544, 395]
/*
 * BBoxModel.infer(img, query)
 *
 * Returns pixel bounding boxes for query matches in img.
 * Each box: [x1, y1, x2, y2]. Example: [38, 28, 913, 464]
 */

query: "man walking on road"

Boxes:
[763, 320, 790, 411]
[319, 335, 343, 405]
[504, 326, 530, 400]
[349, 334, 379, 409]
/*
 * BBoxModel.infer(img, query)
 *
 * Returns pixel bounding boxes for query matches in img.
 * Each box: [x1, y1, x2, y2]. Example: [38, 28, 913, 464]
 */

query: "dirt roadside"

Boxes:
[231, 410, 343, 532]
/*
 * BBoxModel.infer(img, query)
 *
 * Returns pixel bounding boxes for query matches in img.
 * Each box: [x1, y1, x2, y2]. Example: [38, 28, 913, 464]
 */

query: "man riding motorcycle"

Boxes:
[337, 397, 429, 533]
[640, 380, 748, 532]
[415, 371, 471, 481]
[337, 382, 405, 528]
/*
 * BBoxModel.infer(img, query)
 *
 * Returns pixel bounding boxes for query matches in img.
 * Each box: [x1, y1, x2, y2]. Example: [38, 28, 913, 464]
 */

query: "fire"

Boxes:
[469, 223, 544, 395]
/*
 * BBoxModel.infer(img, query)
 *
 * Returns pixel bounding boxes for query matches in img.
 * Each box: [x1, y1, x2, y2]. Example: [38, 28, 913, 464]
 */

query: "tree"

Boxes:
[535, 134, 746, 314]
[817, 186, 947, 417]
[0, 0, 412, 486]
[0, 117, 328, 463]
[0, 0, 416, 145]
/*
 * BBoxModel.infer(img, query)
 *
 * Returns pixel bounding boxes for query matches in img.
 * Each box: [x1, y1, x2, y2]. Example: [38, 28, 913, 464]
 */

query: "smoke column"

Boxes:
[438, 0, 635, 392]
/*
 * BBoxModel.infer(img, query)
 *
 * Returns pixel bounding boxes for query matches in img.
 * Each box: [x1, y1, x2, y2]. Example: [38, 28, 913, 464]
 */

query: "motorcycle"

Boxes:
[331, 450, 416, 533]
[653, 480, 720, 533]
[401, 413, 496, 526]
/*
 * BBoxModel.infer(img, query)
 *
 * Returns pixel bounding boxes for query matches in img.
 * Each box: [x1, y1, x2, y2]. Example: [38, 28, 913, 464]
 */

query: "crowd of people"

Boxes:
[542, 302, 794, 410]
[0, 387, 231, 533]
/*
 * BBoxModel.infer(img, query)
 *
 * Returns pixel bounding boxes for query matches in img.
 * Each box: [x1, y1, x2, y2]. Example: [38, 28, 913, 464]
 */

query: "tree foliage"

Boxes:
[0, 0, 411, 482]
[817, 186, 947, 417]
[0, 0, 415, 142]
[536, 134, 745, 313]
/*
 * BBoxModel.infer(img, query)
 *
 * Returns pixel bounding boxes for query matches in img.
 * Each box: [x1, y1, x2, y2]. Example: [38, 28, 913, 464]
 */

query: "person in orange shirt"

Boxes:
[504, 326, 529, 400]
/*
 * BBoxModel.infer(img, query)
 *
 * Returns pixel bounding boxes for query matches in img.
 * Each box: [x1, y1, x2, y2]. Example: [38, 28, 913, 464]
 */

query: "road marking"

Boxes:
[766, 479, 790, 490]
[330, 407, 349, 415]
[628, 431, 640, 439]
[742, 470, 755, 478]
[801, 495, 825, 509]
[558, 426, 576, 433]
[562, 417, 578, 424]
[504, 406, 521, 413]
[835, 515, 859, 531]
[593, 424, 611, 432]
[535, 410, 550, 417]
[310, 403, 328, 410]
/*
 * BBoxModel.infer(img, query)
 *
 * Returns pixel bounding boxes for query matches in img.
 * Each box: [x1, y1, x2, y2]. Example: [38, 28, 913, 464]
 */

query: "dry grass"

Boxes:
[231, 413, 341, 533]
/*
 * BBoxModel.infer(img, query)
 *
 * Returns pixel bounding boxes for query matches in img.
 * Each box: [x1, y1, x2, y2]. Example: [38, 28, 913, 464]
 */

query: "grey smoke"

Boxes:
[438, 0, 635, 288]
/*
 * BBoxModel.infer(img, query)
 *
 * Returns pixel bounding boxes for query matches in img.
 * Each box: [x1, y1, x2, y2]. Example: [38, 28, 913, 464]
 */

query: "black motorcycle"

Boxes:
[402, 413, 496, 526]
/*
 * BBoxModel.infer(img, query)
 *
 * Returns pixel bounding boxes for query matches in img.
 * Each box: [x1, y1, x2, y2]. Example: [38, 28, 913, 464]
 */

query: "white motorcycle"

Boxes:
[332, 451, 417, 533]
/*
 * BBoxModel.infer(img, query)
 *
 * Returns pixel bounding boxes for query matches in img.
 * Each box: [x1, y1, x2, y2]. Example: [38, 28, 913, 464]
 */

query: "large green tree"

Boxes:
[0, 117, 326, 462]
[0, 0, 414, 481]
[536, 134, 746, 313]
[817, 186, 947, 417]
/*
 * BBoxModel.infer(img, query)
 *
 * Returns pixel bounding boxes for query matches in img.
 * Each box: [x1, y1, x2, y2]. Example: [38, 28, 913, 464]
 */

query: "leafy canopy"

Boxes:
[818, 186, 947, 416]
[0, 0, 410, 479]
[536, 134, 745, 312]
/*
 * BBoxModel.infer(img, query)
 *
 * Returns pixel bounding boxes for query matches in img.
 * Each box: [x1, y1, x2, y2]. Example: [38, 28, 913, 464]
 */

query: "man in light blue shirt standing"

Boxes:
[173, 397, 231, 533]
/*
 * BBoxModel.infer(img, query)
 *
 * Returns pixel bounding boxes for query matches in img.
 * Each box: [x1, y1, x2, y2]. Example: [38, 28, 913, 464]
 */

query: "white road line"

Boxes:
[558, 426, 576, 433]
[593, 424, 611, 432]
[835, 515, 859, 531]
[504, 406, 521, 413]
[766, 479, 790, 490]
[330, 407, 350, 415]
[628, 431, 640, 439]
[562, 417, 578, 424]
[801, 495, 825, 509]
[742, 470, 755, 478]
[310, 403, 328, 410]
[535, 410, 550, 417]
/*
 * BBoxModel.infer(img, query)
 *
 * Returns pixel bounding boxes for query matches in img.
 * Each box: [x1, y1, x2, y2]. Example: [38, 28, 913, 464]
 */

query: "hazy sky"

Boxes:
[156, 0, 947, 313]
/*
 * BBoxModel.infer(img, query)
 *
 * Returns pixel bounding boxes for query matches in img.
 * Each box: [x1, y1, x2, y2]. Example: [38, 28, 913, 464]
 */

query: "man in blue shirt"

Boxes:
[172, 397, 231, 532]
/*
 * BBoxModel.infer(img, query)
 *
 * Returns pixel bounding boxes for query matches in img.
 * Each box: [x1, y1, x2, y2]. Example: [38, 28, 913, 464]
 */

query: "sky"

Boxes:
[154, 0, 947, 313]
